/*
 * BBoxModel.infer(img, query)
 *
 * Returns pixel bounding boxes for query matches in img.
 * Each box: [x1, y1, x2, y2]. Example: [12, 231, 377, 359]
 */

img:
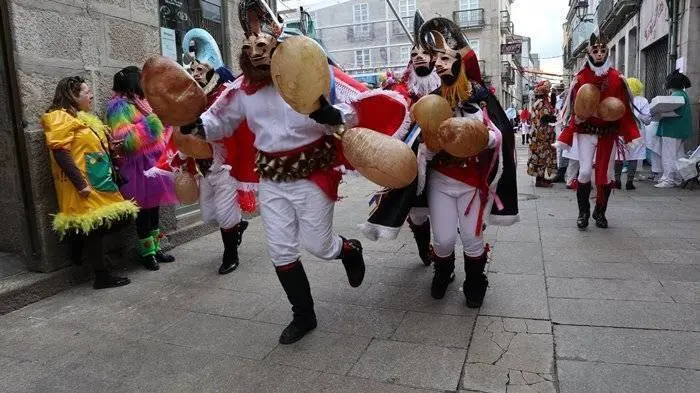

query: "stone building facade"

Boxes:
[0, 0, 247, 273]
[295, 0, 519, 106]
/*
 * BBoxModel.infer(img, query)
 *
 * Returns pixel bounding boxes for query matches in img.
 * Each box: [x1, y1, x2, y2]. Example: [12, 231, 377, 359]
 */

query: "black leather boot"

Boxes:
[276, 261, 317, 344]
[338, 237, 365, 287]
[430, 251, 455, 299]
[592, 186, 611, 228]
[463, 250, 489, 308]
[219, 220, 248, 275]
[407, 217, 432, 266]
[576, 182, 592, 229]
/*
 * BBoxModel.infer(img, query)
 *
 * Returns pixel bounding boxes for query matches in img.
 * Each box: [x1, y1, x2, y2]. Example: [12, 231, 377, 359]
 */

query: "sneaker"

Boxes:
[654, 180, 675, 188]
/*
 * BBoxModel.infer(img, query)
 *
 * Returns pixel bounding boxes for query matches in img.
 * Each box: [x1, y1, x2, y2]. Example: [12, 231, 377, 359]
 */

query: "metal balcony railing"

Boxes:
[500, 10, 513, 35]
[453, 9, 485, 29]
[501, 61, 515, 85]
[347, 23, 375, 41]
[598, 0, 640, 37]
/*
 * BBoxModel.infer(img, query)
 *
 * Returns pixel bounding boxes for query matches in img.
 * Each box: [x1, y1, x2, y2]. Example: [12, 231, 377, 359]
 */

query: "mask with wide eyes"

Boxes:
[587, 44, 608, 66]
[434, 48, 461, 85]
[411, 46, 434, 77]
[243, 33, 276, 68]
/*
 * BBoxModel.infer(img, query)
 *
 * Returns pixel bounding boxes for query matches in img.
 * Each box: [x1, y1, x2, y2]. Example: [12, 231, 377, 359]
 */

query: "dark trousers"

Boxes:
[135, 207, 160, 238]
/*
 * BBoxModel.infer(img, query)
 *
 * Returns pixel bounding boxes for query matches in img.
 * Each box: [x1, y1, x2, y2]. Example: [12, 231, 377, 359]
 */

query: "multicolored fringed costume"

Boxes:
[106, 92, 177, 270]
[42, 109, 139, 239]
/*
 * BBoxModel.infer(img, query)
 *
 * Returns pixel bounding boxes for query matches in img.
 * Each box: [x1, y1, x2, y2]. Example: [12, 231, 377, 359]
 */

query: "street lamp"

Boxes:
[575, 1, 593, 23]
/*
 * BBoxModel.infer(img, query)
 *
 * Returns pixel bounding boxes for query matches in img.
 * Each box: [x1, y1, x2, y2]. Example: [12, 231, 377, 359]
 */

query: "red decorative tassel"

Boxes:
[237, 190, 257, 213]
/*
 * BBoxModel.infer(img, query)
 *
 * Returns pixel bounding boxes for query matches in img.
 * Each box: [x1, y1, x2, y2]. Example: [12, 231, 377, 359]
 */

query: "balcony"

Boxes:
[500, 10, 513, 35]
[453, 9, 485, 29]
[597, 0, 640, 38]
[501, 61, 515, 85]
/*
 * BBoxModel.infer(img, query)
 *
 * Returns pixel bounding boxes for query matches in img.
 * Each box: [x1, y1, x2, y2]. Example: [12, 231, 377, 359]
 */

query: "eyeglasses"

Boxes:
[591, 47, 607, 55]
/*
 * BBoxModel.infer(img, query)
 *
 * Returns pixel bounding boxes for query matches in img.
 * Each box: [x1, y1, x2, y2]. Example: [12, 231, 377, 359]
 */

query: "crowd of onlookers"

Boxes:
[515, 70, 695, 190]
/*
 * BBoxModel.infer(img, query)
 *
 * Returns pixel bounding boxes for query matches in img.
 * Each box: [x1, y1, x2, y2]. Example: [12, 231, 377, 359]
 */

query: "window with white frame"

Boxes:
[353, 3, 370, 38]
[458, 0, 481, 26]
[355, 49, 371, 69]
[469, 39, 480, 58]
[399, 0, 416, 17]
[400, 45, 411, 63]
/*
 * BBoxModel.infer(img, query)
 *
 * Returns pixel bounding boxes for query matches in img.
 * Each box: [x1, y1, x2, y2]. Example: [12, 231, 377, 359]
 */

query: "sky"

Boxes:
[510, 0, 569, 75]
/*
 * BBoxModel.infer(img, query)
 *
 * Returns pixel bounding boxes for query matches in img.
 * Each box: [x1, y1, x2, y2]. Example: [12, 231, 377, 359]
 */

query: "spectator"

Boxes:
[655, 70, 693, 188]
[42, 76, 138, 289]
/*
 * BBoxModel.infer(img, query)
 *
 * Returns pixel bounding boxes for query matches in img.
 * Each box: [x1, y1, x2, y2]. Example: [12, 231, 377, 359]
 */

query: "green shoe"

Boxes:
[150, 229, 175, 263]
[138, 236, 159, 271]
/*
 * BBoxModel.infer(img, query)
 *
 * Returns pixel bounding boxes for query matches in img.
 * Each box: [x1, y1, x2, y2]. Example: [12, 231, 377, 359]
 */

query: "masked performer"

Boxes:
[411, 18, 518, 308]
[180, 0, 407, 344]
[526, 80, 558, 187]
[556, 33, 640, 229]
[361, 11, 441, 266]
[183, 28, 256, 274]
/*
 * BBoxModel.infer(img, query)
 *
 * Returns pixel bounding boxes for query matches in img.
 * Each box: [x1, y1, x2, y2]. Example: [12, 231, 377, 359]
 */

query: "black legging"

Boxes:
[135, 207, 160, 239]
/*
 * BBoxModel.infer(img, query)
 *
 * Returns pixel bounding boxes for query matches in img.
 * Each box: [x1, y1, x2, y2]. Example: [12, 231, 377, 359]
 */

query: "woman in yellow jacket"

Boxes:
[42, 76, 139, 289]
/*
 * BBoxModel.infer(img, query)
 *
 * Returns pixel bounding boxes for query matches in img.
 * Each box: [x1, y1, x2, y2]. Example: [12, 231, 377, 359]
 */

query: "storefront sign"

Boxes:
[501, 42, 522, 55]
[640, 0, 669, 49]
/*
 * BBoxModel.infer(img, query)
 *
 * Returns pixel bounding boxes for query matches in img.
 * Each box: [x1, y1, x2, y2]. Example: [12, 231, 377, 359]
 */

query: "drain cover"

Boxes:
[518, 193, 539, 201]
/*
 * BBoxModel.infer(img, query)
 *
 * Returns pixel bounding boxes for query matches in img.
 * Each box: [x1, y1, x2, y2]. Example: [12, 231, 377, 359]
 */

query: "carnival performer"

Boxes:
[43, 76, 139, 289]
[526, 80, 558, 187]
[613, 77, 652, 190]
[416, 17, 519, 308]
[555, 33, 640, 229]
[172, 28, 255, 275]
[361, 10, 441, 266]
[106, 67, 178, 271]
[179, 0, 408, 344]
[519, 107, 532, 145]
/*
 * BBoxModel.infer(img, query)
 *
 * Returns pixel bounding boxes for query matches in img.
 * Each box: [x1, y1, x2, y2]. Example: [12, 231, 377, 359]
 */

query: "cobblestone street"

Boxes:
[1, 147, 699, 393]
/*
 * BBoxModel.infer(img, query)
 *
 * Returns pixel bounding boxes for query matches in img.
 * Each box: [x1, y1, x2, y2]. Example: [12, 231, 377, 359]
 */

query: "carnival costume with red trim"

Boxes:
[556, 32, 640, 230]
[186, 0, 409, 346]
[415, 17, 518, 308]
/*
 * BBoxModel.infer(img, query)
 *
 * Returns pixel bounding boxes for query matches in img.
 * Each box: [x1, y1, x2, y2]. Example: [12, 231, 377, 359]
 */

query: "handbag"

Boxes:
[87, 127, 128, 187]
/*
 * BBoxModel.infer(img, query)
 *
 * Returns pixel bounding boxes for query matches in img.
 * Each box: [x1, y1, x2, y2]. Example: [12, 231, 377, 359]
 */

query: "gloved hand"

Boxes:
[309, 96, 343, 126]
[180, 117, 203, 135]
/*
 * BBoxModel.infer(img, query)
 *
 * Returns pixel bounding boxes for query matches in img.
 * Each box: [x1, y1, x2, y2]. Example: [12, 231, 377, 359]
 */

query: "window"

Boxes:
[355, 49, 371, 69]
[617, 37, 626, 75]
[400, 46, 411, 63]
[460, 0, 480, 10]
[399, 0, 416, 17]
[353, 3, 370, 38]
[158, 0, 225, 64]
[469, 39, 480, 58]
[628, 27, 638, 77]
[458, 0, 481, 27]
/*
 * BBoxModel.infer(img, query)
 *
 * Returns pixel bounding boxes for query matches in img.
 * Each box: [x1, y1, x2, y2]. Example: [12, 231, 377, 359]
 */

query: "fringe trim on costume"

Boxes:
[358, 222, 401, 241]
[353, 89, 412, 140]
[107, 96, 165, 154]
[416, 143, 434, 195]
[587, 58, 611, 77]
[440, 67, 472, 109]
[407, 70, 441, 99]
[52, 200, 139, 239]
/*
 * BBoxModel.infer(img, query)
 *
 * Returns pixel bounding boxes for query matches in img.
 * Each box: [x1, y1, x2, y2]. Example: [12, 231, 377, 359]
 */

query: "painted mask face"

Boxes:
[242, 32, 276, 68]
[191, 62, 212, 86]
[588, 44, 607, 66]
[434, 48, 461, 86]
[411, 45, 434, 77]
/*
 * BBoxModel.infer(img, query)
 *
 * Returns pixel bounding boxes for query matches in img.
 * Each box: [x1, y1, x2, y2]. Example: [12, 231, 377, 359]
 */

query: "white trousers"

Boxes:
[576, 134, 615, 184]
[428, 172, 485, 258]
[650, 150, 663, 174]
[565, 159, 579, 184]
[199, 169, 242, 230]
[259, 179, 343, 267]
[659, 137, 685, 185]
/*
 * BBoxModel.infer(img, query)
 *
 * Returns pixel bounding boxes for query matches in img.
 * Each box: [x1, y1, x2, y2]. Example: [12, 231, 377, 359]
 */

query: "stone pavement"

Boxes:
[1, 146, 699, 393]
